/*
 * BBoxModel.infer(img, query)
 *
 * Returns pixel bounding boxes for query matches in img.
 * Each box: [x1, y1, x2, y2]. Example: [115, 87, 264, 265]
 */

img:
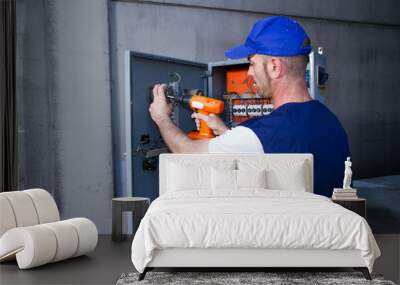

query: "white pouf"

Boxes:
[0, 189, 98, 269]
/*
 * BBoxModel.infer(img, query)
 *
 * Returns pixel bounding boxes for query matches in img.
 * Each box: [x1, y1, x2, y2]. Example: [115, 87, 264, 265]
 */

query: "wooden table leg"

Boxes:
[112, 201, 123, 242]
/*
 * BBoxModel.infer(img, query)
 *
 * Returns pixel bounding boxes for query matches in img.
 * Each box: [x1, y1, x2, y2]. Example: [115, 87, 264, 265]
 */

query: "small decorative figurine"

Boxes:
[332, 157, 357, 199]
[342, 157, 353, 189]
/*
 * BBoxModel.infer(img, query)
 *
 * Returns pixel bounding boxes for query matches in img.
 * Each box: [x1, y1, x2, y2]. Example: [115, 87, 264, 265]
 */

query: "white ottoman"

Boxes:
[0, 189, 98, 269]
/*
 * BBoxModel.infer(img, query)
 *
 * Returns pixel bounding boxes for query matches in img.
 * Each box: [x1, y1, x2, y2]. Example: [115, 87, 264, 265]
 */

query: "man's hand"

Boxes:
[191, 112, 229, 136]
[148, 84, 208, 154]
[149, 84, 172, 125]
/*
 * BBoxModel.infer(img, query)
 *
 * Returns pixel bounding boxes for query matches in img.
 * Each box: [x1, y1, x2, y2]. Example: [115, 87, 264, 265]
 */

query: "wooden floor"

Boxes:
[0, 235, 134, 285]
[1, 234, 398, 284]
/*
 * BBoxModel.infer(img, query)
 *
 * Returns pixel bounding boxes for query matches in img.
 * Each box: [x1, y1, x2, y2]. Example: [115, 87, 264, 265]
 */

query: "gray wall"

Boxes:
[16, 0, 113, 234]
[16, 1, 54, 193]
[16, 0, 400, 233]
[110, 0, 400, 198]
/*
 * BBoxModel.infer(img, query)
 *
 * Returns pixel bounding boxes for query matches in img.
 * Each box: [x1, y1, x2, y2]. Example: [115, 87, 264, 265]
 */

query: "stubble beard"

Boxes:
[260, 75, 273, 99]
[260, 61, 273, 99]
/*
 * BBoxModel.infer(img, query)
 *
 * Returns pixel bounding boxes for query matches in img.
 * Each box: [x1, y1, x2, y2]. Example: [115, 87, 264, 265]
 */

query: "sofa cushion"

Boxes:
[0, 226, 57, 269]
[0, 189, 60, 238]
[42, 221, 79, 262]
[0, 218, 97, 269]
[0, 196, 17, 237]
[24, 189, 60, 224]
[0, 192, 39, 227]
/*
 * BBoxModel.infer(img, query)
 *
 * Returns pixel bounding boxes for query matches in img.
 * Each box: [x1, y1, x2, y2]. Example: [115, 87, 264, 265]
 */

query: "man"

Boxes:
[149, 16, 350, 197]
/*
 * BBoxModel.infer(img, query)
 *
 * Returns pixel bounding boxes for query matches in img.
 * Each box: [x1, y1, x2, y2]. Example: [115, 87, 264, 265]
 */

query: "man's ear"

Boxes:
[269, 57, 284, 79]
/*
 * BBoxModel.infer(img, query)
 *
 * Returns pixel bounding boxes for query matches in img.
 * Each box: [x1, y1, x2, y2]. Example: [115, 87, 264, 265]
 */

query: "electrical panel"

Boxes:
[207, 59, 269, 127]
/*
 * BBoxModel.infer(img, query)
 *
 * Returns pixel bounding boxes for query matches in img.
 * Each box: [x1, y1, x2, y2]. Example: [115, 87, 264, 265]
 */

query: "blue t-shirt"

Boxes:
[240, 100, 350, 197]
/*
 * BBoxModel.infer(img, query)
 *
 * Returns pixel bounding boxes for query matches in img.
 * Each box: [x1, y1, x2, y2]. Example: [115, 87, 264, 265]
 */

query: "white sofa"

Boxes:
[0, 189, 98, 269]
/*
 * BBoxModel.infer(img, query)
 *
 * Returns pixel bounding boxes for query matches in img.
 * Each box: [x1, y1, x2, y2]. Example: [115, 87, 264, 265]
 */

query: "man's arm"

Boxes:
[157, 117, 209, 153]
[149, 84, 263, 154]
[149, 84, 209, 153]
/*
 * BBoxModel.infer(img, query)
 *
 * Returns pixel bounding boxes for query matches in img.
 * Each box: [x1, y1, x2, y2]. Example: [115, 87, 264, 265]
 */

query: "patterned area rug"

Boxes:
[116, 271, 396, 285]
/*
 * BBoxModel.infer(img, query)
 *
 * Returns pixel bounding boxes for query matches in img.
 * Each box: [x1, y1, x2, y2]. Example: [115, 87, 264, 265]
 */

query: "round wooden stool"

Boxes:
[111, 197, 150, 242]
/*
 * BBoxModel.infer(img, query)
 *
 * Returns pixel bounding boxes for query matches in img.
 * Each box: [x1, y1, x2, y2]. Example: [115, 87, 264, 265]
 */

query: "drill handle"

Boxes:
[197, 110, 214, 138]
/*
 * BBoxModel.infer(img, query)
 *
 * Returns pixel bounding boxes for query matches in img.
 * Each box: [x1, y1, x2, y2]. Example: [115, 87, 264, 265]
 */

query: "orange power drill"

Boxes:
[178, 90, 224, 140]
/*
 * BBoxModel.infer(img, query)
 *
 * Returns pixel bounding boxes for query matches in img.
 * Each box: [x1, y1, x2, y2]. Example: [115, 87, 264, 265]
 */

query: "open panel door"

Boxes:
[130, 52, 208, 200]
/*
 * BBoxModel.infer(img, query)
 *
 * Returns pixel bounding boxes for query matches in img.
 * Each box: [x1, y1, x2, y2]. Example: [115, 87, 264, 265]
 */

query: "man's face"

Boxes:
[247, 54, 273, 98]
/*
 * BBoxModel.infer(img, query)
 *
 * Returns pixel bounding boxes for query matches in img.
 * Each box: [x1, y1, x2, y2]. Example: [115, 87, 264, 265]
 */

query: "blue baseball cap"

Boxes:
[225, 16, 312, 59]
